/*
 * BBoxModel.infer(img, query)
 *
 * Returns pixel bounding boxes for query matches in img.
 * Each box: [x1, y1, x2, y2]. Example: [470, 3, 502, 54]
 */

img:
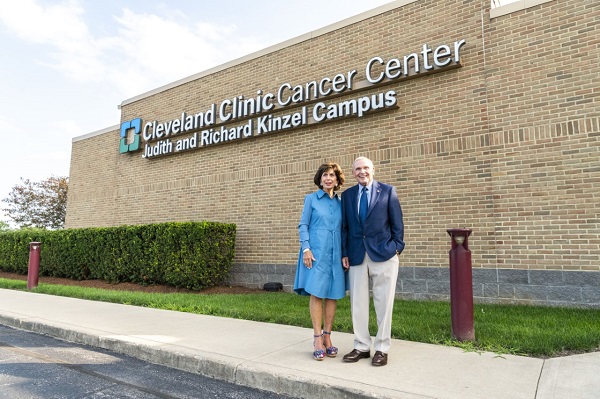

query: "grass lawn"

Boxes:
[0, 277, 598, 358]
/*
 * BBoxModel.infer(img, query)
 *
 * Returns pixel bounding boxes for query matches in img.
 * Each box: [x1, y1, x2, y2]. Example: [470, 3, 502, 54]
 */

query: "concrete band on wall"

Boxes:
[231, 264, 600, 308]
[66, 0, 600, 307]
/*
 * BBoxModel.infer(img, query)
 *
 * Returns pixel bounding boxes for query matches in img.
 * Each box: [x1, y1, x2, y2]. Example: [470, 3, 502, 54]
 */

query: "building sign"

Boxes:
[119, 39, 466, 158]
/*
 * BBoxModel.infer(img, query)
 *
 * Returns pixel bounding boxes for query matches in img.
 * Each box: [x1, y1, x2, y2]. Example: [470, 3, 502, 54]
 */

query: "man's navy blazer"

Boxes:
[341, 180, 405, 266]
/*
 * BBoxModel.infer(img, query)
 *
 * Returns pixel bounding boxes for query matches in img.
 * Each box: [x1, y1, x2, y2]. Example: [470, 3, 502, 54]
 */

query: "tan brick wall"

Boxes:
[66, 0, 600, 279]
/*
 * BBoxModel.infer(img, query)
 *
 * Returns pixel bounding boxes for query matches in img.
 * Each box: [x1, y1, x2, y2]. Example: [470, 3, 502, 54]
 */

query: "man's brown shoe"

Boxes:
[371, 351, 388, 366]
[342, 349, 370, 363]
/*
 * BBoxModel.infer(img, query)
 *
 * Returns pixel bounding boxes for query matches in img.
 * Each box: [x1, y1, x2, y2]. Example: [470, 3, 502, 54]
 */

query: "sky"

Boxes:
[0, 0, 517, 225]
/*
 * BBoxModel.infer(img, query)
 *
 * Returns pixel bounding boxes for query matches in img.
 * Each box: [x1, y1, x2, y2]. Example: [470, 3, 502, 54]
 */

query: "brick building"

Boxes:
[66, 0, 600, 307]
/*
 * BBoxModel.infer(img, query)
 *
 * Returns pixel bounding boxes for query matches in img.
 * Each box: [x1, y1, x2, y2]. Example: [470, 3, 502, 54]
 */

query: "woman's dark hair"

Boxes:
[314, 162, 345, 191]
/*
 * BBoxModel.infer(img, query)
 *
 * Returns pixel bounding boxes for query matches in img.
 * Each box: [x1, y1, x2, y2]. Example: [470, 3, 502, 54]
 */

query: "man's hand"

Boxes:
[342, 257, 350, 270]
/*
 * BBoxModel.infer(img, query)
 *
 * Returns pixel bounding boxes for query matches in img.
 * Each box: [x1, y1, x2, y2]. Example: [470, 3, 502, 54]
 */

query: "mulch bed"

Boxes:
[0, 271, 264, 295]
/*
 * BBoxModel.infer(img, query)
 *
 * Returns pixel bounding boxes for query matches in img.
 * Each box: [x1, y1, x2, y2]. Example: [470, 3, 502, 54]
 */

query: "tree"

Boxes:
[0, 220, 10, 232]
[2, 176, 68, 229]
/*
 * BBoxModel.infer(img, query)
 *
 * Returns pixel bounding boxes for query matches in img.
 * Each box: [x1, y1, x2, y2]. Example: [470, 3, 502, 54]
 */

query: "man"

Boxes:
[341, 156, 405, 367]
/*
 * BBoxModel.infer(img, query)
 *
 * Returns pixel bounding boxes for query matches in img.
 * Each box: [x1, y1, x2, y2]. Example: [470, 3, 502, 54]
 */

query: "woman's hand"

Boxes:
[303, 250, 316, 268]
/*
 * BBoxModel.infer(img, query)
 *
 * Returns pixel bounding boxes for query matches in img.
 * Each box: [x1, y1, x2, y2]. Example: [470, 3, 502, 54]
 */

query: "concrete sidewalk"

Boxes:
[0, 288, 598, 399]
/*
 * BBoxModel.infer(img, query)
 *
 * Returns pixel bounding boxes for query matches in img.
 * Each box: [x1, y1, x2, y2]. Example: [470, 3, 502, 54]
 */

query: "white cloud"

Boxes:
[50, 119, 84, 138]
[0, 1, 265, 98]
[0, 0, 87, 44]
[0, 115, 18, 134]
[0, 0, 105, 82]
[104, 8, 263, 94]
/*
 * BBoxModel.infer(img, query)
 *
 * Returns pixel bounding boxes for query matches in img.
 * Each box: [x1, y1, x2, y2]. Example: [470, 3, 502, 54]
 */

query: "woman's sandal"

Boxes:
[313, 334, 325, 361]
[322, 331, 338, 357]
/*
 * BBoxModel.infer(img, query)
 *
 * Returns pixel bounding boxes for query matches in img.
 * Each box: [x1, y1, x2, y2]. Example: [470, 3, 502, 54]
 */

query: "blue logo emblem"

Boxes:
[119, 119, 142, 153]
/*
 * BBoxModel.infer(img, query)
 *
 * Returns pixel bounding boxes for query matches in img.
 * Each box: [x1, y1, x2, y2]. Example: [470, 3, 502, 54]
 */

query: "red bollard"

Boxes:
[27, 242, 42, 290]
[447, 228, 475, 342]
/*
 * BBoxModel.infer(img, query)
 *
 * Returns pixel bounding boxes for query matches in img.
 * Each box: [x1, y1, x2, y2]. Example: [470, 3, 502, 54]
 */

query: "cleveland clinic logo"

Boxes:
[119, 118, 142, 153]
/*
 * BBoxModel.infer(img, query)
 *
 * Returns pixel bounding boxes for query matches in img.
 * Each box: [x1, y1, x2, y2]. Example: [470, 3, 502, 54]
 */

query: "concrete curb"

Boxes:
[0, 313, 401, 399]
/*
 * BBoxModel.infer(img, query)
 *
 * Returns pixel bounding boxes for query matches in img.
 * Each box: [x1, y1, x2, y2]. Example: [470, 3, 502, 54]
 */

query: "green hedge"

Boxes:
[0, 221, 236, 290]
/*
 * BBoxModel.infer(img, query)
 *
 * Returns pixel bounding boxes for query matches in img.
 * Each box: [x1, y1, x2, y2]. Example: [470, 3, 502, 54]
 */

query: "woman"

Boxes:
[293, 162, 348, 360]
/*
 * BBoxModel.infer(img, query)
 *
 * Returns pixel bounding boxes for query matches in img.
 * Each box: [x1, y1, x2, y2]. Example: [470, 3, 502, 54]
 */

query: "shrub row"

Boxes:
[0, 222, 236, 290]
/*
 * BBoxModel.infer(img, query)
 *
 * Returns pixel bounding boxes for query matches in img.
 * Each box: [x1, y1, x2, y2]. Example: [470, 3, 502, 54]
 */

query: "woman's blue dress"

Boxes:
[293, 189, 347, 299]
